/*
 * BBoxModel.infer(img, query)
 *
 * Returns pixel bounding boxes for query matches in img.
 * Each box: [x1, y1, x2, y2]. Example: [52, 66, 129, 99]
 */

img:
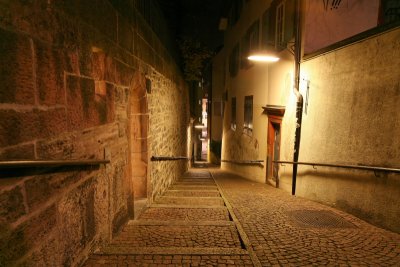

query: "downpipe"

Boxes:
[292, 0, 303, 195]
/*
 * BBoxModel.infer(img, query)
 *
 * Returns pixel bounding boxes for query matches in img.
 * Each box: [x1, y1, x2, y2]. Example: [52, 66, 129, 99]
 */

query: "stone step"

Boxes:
[154, 196, 224, 206]
[170, 185, 218, 191]
[178, 178, 214, 182]
[139, 207, 230, 221]
[108, 224, 242, 249]
[182, 172, 211, 179]
[163, 190, 220, 197]
[92, 247, 248, 256]
[174, 180, 215, 185]
[129, 220, 234, 226]
[149, 204, 227, 209]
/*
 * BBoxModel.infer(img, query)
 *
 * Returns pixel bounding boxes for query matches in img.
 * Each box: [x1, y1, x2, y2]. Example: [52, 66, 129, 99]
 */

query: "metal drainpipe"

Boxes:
[292, 0, 303, 196]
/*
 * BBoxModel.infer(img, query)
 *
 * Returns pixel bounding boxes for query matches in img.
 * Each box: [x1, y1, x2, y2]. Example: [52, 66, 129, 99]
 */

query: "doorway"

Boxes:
[264, 105, 285, 188]
[267, 119, 282, 187]
[129, 73, 149, 218]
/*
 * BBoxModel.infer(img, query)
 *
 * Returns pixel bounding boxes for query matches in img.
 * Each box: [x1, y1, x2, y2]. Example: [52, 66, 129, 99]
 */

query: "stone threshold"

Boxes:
[94, 247, 248, 255]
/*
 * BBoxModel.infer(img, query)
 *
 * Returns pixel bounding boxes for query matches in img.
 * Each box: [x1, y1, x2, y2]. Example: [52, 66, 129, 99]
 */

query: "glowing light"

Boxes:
[248, 54, 280, 62]
[194, 124, 204, 129]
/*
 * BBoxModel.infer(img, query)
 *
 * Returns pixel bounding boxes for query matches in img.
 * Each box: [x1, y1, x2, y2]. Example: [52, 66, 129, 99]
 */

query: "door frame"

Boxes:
[263, 105, 285, 188]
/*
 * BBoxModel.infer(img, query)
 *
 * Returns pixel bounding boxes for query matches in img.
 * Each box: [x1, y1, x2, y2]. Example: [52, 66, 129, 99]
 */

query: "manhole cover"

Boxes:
[288, 210, 356, 228]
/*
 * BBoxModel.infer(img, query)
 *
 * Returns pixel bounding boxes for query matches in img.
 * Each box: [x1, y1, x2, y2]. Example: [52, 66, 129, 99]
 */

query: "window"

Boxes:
[229, 0, 243, 27]
[240, 34, 249, 69]
[241, 20, 260, 69]
[244, 96, 253, 135]
[249, 20, 260, 52]
[276, 1, 285, 48]
[231, 97, 236, 130]
[262, 7, 275, 49]
[229, 44, 240, 77]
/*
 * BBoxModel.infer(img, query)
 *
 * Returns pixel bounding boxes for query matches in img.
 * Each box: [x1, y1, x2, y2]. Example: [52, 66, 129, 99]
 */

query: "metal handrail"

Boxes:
[151, 156, 189, 161]
[273, 160, 400, 173]
[0, 159, 110, 169]
[221, 159, 264, 165]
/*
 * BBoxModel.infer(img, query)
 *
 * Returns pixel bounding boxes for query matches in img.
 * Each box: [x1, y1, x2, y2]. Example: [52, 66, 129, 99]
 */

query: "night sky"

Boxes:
[156, 0, 231, 51]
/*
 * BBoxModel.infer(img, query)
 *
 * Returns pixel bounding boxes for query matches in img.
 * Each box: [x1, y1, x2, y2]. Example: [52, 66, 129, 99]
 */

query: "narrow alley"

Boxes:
[1, 0, 399, 266]
[84, 167, 400, 266]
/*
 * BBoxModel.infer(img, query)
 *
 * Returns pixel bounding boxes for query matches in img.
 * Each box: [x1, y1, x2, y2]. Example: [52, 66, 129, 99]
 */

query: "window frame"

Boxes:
[231, 97, 237, 131]
[276, 1, 285, 49]
[243, 95, 253, 135]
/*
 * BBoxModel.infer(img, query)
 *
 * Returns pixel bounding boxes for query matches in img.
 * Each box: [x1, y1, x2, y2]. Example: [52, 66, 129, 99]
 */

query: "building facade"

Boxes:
[0, 0, 190, 265]
[213, 0, 400, 232]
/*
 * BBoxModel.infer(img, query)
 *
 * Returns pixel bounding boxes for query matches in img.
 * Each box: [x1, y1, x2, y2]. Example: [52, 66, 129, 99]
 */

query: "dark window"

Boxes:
[229, 44, 240, 77]
[276, 1, 285, 48]
[231, 97, 237, 130]
[229, 0, 243, 27]
[244, 95, 253, 135]
[241, 20, 260, 69]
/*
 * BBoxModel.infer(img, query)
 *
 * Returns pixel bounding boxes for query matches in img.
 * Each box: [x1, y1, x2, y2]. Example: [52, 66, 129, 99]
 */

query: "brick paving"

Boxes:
[84, 168, 400, 266]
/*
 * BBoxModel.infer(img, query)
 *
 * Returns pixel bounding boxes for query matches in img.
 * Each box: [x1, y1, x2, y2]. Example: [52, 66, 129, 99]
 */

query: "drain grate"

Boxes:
[287, 210, 356, 228]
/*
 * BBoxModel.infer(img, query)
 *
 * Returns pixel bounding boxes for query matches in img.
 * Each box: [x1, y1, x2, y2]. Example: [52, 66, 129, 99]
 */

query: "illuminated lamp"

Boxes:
[194, 124, 205, 129]
[247, 50, 280, 63]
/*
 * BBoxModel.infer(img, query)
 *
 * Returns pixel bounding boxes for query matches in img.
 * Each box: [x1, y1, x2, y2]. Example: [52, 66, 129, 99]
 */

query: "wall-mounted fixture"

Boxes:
[194, 123, 205, 129]
[247, 50, 280, 62]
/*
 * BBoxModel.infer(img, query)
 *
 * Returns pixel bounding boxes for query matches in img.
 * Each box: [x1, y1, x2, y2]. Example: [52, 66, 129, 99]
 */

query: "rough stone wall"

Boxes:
[148, 71, 189, 199]
[0, 0, 188, 266]
[280, 28, 400, 233]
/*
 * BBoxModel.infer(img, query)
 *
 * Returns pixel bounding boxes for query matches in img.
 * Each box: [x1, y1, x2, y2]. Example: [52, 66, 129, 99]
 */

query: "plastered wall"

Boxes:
[280, 27, 400, 233]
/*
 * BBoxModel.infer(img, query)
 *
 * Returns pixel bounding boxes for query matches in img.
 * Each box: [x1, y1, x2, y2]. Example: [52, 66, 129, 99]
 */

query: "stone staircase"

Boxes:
[84, 170, 254, 266]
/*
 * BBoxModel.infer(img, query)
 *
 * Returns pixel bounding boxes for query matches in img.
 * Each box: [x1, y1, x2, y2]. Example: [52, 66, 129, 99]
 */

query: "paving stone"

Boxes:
[212, 170, 400, 267]
[84, 168, 400, 266]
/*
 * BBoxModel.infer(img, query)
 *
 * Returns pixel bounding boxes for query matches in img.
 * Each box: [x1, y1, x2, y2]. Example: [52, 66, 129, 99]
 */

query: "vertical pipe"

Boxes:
[292, 0, 303, 195]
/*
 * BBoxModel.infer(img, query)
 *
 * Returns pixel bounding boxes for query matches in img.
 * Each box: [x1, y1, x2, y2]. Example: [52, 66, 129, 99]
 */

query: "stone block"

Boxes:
[112, 207, 128, 235]
[94, 0, 117, 42]
[118, 15, 134, 53]
[35, 43, 71, 105]
[136, 15, 153, 48]
[130, 114, 148, 140]
[66, 75, 115, 130]
[37, 135, 75, 159]
[0, 205, 57, 265]
[0, 143, 35, 160]
[92, 52, 106, 81]
[24, 171, 83, 210]
[0, 108, 68, 147]
[0, 28, 34, 105]
[115, 60, 135, 87]
[82, 188, 96, 245]
[0, 186, 26, 225]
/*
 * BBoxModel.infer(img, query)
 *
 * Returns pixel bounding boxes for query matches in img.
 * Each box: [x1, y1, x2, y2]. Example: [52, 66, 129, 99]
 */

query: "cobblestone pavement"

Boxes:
[84, 168, 400, 266]
[213, 170, 400, 266]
